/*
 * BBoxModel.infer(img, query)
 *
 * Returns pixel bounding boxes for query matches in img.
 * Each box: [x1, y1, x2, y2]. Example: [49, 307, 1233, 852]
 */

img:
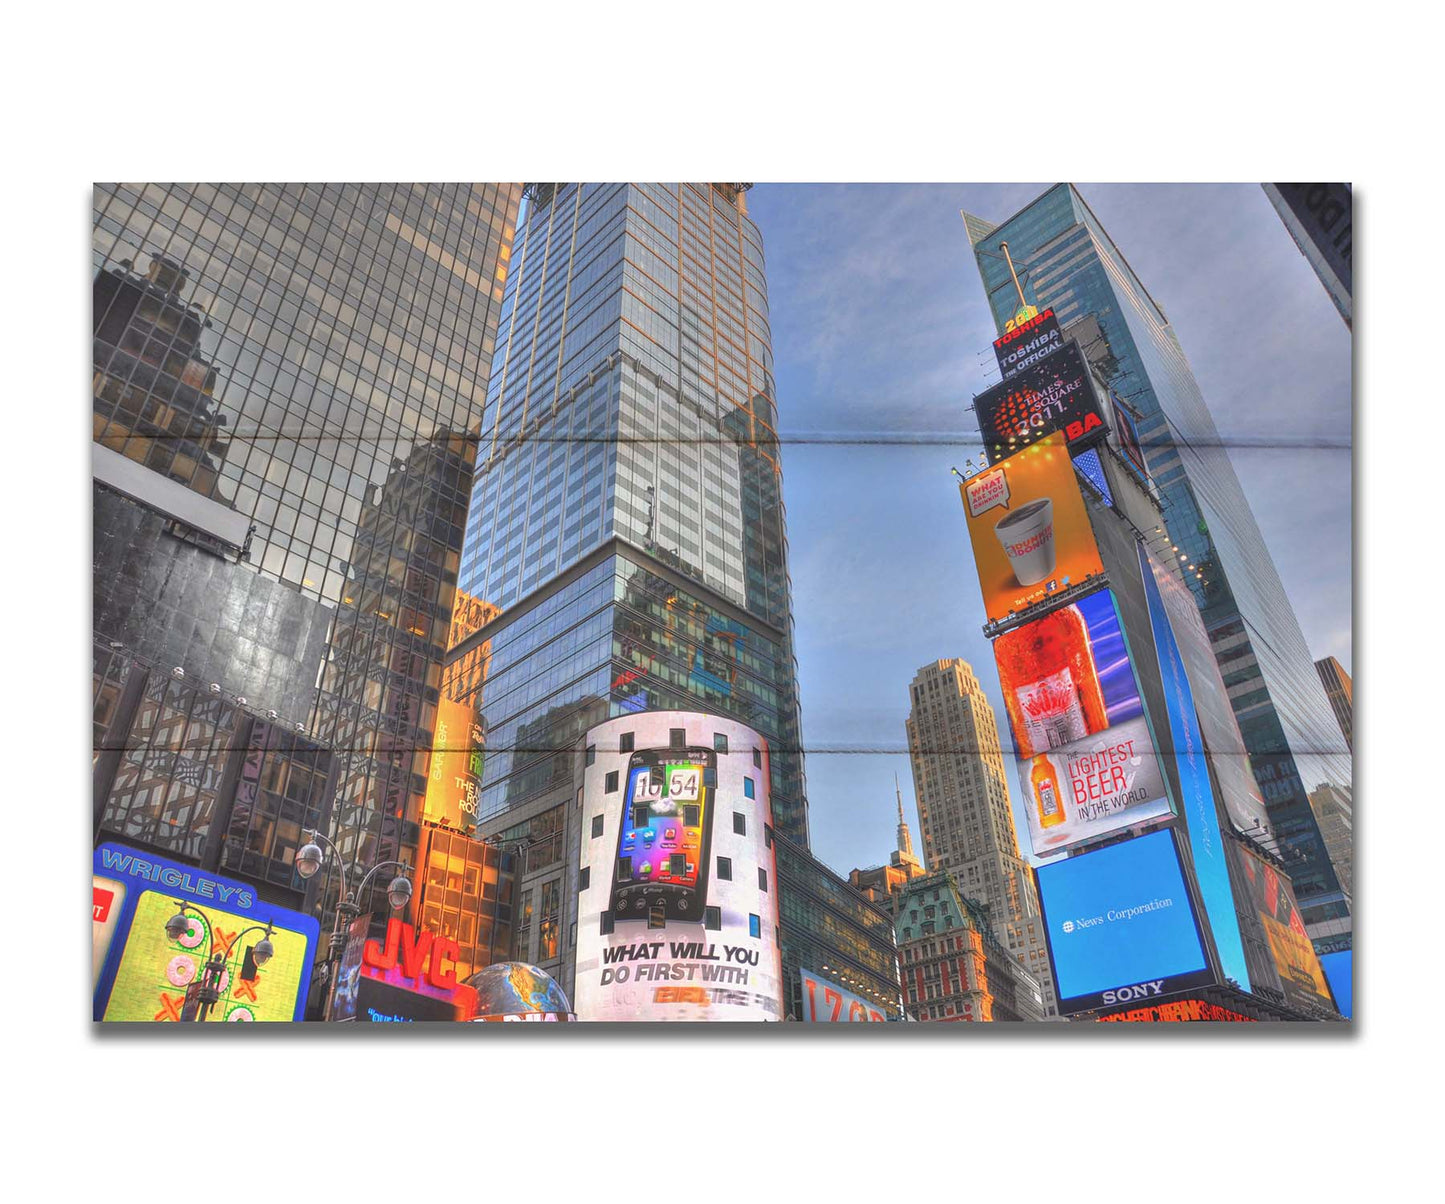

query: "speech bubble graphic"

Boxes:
[964, 467, 1010, 517]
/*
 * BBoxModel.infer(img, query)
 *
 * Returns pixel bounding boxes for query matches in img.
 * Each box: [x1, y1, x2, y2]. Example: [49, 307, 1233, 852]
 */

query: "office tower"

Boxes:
[1315, 656, 1353, 753]
[1308, 782, 1354, 901]
[1262, 184, 1352, 329]
[893, 872, 1044, 1022]
[93, 184, 523, 937]
[965, 185, 1352, 954]
[904, 659, 1057, 1014]
[450, 184, 809, 851]
[775, 833, 906, 1022]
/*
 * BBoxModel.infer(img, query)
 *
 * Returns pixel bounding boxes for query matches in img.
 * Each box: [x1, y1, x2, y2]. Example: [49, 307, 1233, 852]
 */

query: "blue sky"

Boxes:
[744, 183, 1352, 878]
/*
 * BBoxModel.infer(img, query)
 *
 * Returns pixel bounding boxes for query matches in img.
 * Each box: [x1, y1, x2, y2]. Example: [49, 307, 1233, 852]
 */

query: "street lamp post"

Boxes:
[295, 828, 414, 1021]
[162, 902, 275, 1021]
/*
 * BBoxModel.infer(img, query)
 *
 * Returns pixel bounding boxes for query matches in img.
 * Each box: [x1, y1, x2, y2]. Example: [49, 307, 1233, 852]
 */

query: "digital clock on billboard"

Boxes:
[975, 341, 1107, 465]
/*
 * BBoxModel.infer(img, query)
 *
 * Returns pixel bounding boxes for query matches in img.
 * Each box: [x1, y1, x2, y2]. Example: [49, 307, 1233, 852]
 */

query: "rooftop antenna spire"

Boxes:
[894, 773, 918, 865]
[999, 241, 1028, 309]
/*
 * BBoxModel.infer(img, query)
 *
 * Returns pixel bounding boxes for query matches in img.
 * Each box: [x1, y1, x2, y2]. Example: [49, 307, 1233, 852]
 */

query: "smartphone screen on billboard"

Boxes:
[610, 747, 715, 922]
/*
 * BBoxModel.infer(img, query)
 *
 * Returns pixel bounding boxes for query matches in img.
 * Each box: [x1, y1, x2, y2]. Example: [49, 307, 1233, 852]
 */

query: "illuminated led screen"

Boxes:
[1037, 829, 1214, 1014]
[1318, 950, 1353, 1019]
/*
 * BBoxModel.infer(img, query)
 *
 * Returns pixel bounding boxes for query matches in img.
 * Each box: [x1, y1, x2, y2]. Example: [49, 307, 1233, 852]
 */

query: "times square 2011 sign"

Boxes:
[975, 341, 1108, 465]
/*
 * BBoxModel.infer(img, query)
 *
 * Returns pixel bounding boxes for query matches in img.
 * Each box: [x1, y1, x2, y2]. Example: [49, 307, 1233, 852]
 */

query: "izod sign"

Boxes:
[993, 307, 1064, 381]
[974, 341, 1107, 465]
[799, 968, 889, 1022]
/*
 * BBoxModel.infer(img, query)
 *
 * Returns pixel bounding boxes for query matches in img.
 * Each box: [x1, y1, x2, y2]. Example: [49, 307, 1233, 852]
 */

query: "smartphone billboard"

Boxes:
[573, 712, 784, 1021]
[994, 588, 1173, 858]
[1036, 828, 1215, 1016]
[962, 431, 1106, 627]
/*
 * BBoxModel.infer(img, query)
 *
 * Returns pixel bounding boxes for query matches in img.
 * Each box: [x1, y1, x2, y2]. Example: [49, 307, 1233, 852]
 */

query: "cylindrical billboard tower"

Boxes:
[573, 712, 784, 1021]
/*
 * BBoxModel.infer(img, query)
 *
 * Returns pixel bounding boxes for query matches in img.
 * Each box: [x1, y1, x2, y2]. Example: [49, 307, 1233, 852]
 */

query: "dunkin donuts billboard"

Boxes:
[962, 431, 1106, 626]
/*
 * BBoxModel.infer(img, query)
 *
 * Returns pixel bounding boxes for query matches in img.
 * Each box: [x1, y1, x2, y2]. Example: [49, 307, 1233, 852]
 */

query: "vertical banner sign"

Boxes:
[1231, 842, 1337, 1014]
[1138, 545, 1252, 992]
[423, 695, 484, 835]
[962, 431, 1106, 626]
[994, 588, 1173, 857]
[329, 912, 372, 1022]
[1266, 184, 1352, 308]
[574, 713, 784, 1021]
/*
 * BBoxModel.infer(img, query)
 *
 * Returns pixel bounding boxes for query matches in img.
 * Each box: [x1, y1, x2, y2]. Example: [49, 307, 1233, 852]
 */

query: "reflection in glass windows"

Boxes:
[92, 184, 524, 933]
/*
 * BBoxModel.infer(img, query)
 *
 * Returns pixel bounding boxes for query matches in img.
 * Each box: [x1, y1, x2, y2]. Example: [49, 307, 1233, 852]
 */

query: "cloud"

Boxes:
[748, 181, 1352, 874]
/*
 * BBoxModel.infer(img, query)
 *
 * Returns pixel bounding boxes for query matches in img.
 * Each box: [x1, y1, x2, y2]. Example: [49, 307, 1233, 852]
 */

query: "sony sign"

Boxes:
[1101, 979, 1166, 1005]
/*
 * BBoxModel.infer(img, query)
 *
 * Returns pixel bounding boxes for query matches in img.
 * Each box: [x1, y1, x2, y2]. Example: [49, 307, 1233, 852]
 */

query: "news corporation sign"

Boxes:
[572, 712, 784, 1021]
[1036, 828, 1216, 1016]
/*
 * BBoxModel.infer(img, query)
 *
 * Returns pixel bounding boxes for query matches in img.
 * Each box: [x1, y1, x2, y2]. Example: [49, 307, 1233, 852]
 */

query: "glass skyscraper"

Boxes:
[92, 184, 523, 934]
[965, 184, 1351, 953]
[452, 183, 809, 846]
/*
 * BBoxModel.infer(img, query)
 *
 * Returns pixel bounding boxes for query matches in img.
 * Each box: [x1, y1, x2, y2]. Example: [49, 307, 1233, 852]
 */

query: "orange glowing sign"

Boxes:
[962, 431, 1106, 626]
[1097, 999, 1256, 1023]
[423, 695, 484, 834]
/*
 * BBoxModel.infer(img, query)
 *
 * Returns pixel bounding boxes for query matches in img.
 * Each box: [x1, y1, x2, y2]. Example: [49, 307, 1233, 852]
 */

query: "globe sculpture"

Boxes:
[463, 962, 574, 1021]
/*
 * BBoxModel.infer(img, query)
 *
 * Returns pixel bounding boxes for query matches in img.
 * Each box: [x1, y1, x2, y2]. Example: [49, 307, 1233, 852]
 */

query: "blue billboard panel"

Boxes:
[1037, 828, 1214, 1014]
[1139, 545, 1251, 993]
[1318, 950, 1353, 1019]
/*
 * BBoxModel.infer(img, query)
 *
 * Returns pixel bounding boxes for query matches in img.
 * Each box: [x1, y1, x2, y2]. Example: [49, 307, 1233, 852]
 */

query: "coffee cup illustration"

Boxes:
[993, 497, 1056, 586]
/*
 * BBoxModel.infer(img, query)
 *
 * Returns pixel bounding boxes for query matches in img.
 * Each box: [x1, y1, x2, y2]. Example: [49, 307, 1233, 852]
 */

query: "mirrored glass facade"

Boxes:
[455, 184, 808, 845]
[93, 183, 523, 924]
[968, 185, 1351, 951]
